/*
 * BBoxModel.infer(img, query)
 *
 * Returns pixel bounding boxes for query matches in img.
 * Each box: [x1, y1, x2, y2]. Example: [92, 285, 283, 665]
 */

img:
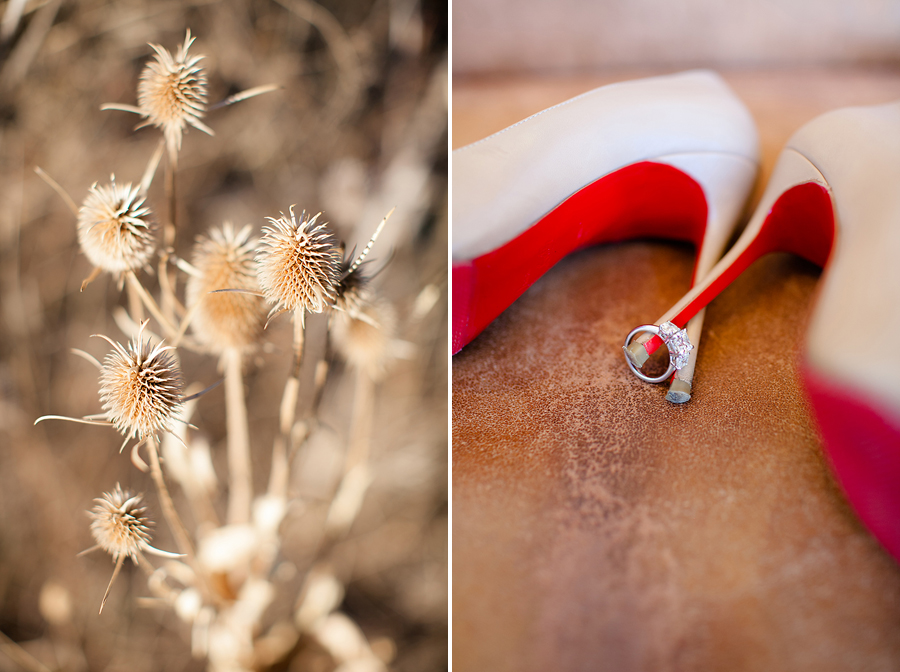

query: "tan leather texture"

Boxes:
[453, 111, 900, 669]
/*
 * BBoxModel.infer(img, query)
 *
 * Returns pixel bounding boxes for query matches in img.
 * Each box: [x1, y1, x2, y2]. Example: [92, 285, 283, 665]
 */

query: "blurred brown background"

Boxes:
[453, 1, 900, 671]
[0, 1, 447, 670]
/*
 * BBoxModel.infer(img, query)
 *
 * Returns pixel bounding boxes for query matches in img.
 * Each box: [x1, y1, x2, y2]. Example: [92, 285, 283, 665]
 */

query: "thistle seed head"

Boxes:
[137, 29, 210, 158]
[89, 485, 153, 561]
[256, 207, 342, 316]
[98, 323, 183, 440]
[186, 223, 265, 352]
[77, 177, 156, 274]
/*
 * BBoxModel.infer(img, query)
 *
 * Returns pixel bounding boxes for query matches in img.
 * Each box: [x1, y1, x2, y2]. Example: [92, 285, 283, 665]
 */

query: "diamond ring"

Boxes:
[623, 321, 694, 384]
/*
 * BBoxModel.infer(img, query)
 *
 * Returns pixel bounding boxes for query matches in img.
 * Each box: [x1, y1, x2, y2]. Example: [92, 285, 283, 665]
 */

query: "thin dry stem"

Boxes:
[146, 436, 195, 563]
[127, 272, 145, 324]
[34, 166, 77, 215]
[319, 370, 374, 548]
[33, 415, 113, 428]
[158, 255, 185, 323]
[80, 266, 102, 292]
[165, 152, 177, 247]
[224, 347, 252, 524]
[173, 294, 205, 347]
[290, 308, 306, 380]
[268, 307, 305, 499]
[126, 271, 178, 339]
[323, 462, 371, 542]
[155, 157, 180, 333]
[99, 555, 125, 614]
[71, 347, 102, 369]
[291, 357, 330, 463]
[144, 437, 223, 602]
[101, 103, 143, 115]
[140, 138, 166, 194]
[0, 630, 53, 672]
[162, 391, 221, 529]
[209, 83, 282, 111]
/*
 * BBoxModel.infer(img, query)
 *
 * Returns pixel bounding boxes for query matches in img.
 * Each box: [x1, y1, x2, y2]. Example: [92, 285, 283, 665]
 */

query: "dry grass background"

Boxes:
[0, 1, 447, 670]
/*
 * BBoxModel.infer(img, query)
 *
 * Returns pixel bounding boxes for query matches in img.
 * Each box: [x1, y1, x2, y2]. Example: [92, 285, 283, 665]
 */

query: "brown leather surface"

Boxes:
[452, 71, 900, 671]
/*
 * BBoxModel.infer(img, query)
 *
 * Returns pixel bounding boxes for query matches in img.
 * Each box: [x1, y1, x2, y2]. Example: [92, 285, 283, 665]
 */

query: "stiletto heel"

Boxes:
[624, 102, 900, 561]
[627, 152, 758, 402]
[624, 149, 834, 379]
[452, 70, 760, 395]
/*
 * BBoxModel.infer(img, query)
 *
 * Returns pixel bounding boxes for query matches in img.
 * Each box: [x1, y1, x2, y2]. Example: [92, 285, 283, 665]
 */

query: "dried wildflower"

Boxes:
[77, 177, 156, 275]
[98, 322, 183, 442]
[89, 485, 153, 562]
[186, 223, 265, 352]
[34, 323, 184, 454]
[137, 29, 212, 159]
[86, 484, 180, 613]
[256, 207, 342, 321]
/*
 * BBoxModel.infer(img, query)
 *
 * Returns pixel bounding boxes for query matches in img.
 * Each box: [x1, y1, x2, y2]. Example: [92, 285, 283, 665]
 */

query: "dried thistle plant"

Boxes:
[185, 223, 265, 525]
[256, 207, 342, 323]
[89, 485, 153, 562]
[86, 485, 180, 613]
[256, 207, 344, 505]
[34, 321, 184, 454]
[97, 322, 184, 446]
[136, 29, 212, 160]
[99, 27, 277, 261]
[186, 223, 265, 353]
[77, 176, 156, 276]
[101, 28, 277, 167]
[29, 20, 442, 672]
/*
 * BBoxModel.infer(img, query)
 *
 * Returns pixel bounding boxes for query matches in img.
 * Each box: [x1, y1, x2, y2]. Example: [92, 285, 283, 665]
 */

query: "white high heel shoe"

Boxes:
[453, 70, 759, 402]
[623, 101, 900, 561]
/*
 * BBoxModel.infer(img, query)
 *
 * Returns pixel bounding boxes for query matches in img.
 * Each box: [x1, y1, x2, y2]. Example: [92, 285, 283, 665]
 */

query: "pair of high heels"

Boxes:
[452, 71, 900, 563]
[453, 70, 759, 402]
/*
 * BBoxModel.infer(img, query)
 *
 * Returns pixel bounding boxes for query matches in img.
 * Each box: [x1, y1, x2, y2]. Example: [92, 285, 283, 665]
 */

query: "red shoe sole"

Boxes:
[640, 181, 835, 358]
[452, 161, 709, 354]
[803, 365, 900, 561]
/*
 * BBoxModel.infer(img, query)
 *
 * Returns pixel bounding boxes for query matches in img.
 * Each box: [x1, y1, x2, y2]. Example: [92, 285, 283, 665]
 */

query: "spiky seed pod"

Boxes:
[89, 485, 153, 561]
[186, 223, 265, 352]
[77, 177, 156, 274]
[137, 29, 211, 158]
[98, 323, 183, 440]
[256, 207, 342, 318]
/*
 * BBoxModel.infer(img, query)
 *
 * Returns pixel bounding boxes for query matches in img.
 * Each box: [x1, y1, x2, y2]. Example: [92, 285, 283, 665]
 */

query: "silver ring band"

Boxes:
[623, 324, 676, 384]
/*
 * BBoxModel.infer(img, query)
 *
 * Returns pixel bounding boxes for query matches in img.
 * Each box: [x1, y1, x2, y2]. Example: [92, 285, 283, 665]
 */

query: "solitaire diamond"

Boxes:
[658, 322, 693, 370]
